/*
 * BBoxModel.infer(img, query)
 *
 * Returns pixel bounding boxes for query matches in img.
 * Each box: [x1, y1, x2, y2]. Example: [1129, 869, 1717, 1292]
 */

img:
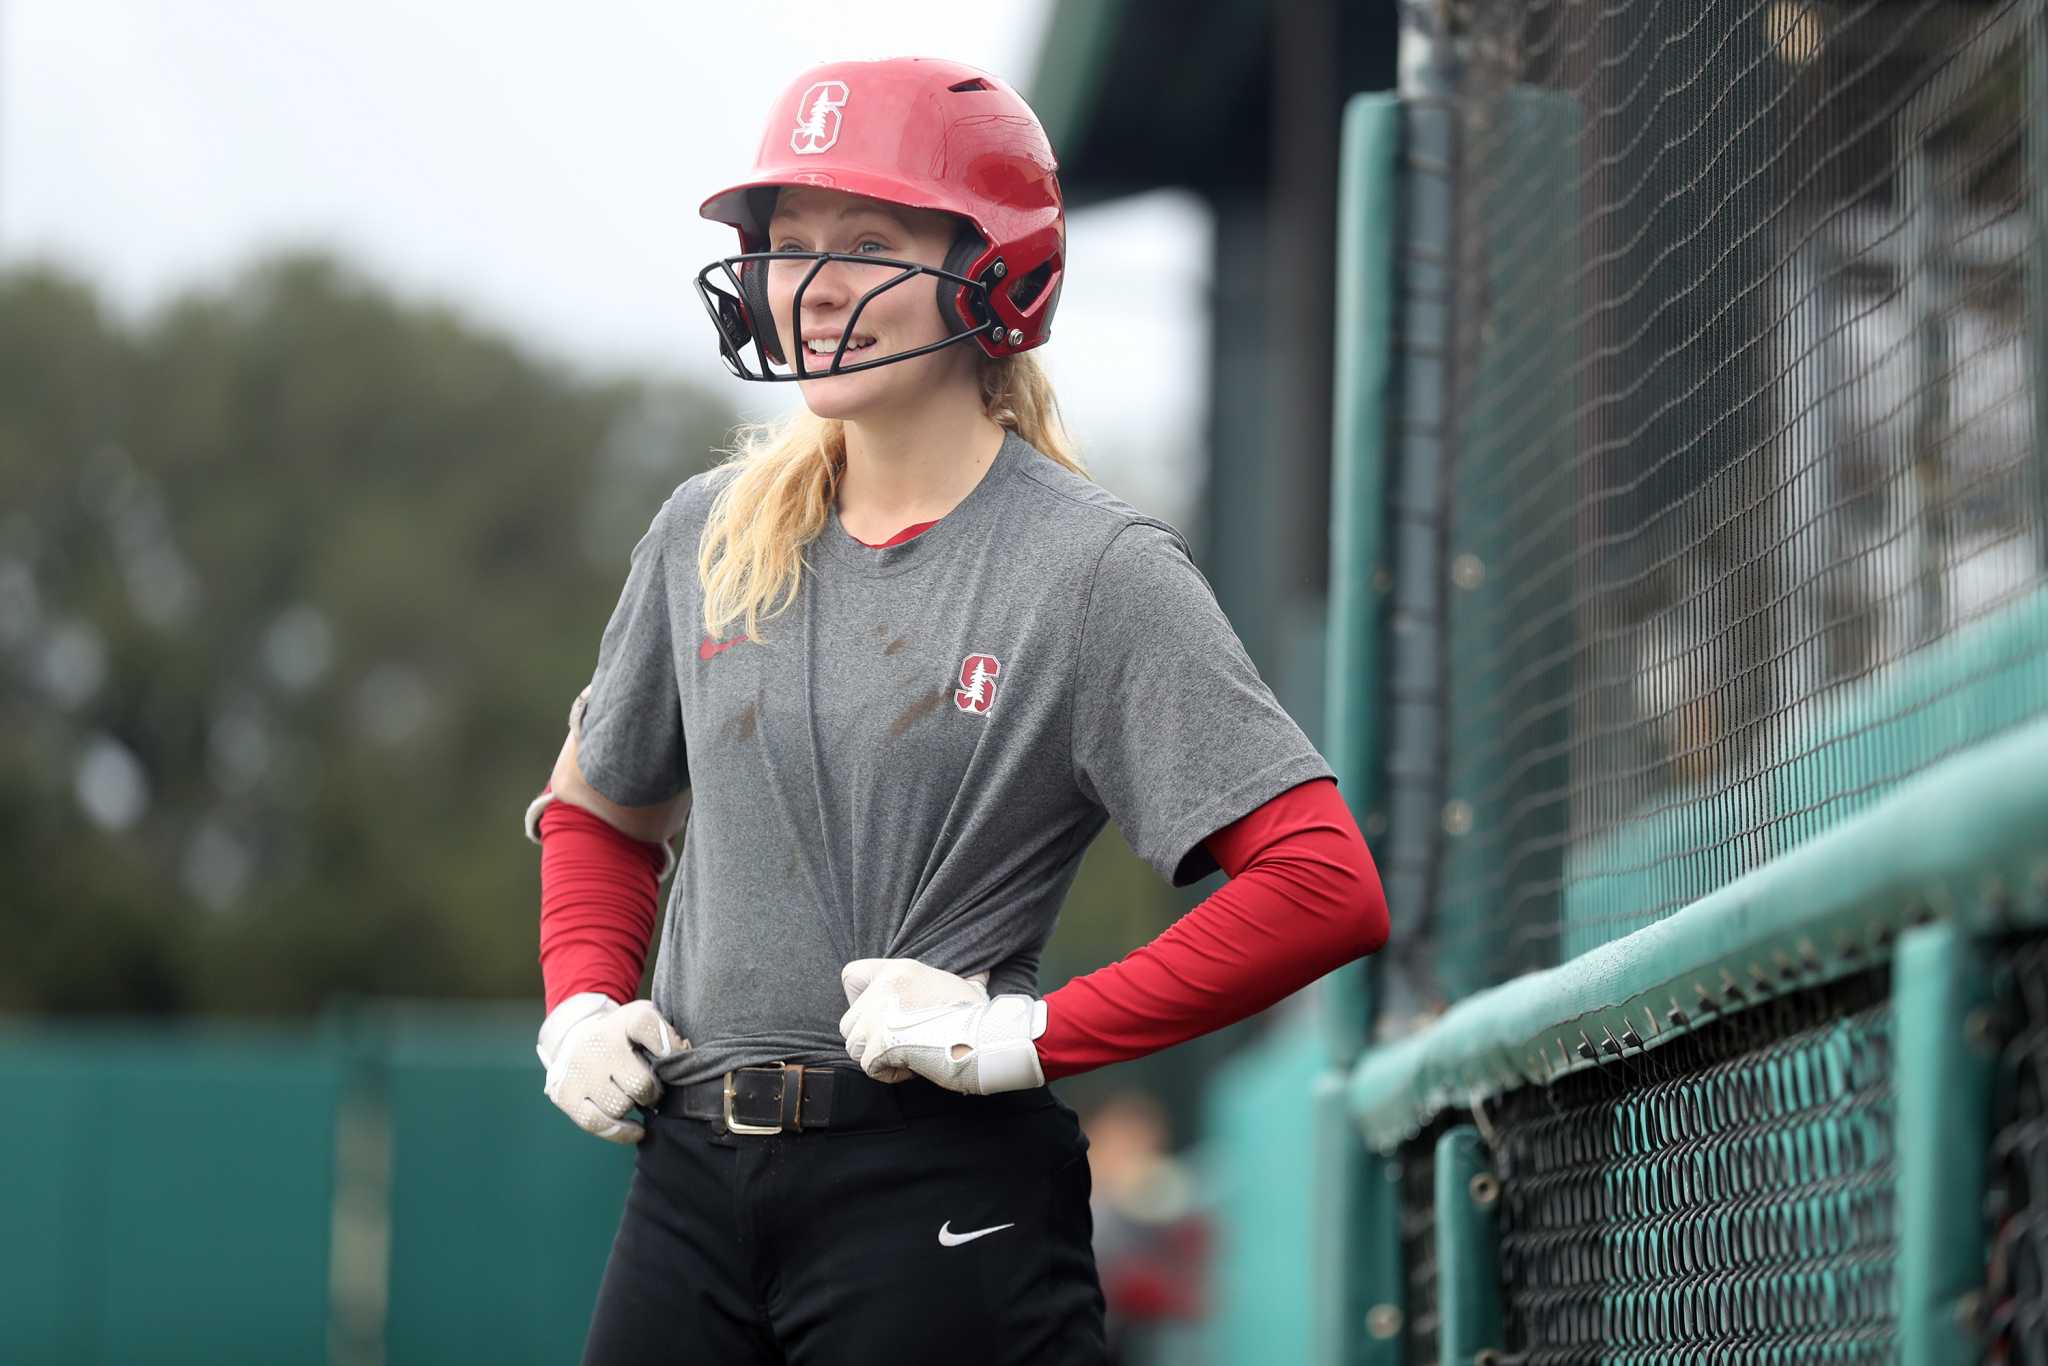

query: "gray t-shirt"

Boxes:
[576, 429, 1334, 1086]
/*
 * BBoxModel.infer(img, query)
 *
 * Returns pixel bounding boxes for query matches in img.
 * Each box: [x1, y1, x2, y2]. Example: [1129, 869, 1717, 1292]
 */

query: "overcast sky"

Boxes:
[0, 0, 1211, 526]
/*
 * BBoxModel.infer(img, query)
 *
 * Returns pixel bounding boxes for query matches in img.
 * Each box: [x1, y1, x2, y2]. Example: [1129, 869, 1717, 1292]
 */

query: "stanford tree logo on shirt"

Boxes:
[955, 654, 1000, 714]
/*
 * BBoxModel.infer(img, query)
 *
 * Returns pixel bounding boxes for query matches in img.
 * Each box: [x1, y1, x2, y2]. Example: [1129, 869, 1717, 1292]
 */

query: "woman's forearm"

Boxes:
[536, 799, 669, 1011]
[1034, 778, 1387, 1081]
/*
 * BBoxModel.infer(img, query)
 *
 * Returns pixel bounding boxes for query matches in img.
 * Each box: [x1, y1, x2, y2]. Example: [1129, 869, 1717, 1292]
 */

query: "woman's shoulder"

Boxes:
[1005, 437, 1189, 555]
[651, 464, 739, 535]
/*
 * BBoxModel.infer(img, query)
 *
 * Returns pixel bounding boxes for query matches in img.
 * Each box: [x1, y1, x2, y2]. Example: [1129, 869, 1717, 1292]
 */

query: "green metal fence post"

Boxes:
[1359, 1145, 1410, 1366]
[1894, 922, 1997, 1364]
[1310, 1072, 1406, 1366]
[1323, 89, 1403, 1062]
[1312, 87, 1404, 1366]
[1434, 1126, 1504, 1366]
[323, 998, 394, 1366]
[2028, 1, 2048, 572]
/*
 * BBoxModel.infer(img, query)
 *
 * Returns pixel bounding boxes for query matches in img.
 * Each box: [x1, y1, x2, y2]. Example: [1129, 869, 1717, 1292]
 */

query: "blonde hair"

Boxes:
[697, 351, 1086, 643]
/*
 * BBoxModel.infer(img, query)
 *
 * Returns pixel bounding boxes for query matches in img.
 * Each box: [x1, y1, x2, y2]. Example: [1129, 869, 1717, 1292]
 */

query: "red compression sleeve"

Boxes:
[536, 796, 669, 1013]
[1034, 777, 1388, 1082]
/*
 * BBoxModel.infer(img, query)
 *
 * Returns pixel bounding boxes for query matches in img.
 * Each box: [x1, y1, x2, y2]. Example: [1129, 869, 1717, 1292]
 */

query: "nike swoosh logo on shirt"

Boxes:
[699, 635, 747, 661]
[938, 1221, 1015, 1248]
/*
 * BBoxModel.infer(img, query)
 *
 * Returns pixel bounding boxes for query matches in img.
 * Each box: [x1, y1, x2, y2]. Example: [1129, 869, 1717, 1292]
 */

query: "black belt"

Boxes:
[661, 1062, 1050, 1135]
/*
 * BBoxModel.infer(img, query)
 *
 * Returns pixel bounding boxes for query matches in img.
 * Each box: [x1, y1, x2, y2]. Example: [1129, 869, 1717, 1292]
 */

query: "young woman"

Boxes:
[526, 56, 1388, 1365]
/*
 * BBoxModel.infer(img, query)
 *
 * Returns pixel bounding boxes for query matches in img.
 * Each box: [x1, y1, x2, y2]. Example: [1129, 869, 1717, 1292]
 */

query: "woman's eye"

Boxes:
[769, 240, 885, 255]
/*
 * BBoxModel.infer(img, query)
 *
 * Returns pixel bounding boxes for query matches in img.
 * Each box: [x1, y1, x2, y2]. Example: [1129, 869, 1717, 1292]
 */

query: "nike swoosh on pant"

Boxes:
[937, 1221, 1015, 1247]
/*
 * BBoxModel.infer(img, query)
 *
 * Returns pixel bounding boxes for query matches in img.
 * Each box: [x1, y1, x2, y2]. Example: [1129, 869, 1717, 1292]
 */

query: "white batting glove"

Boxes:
[838, 958, 1048, 1096]
[536, 994, 689, 1145]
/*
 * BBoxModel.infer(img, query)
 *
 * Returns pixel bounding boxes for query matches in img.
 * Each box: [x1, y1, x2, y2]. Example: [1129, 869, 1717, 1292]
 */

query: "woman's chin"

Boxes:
[786, 344, 964, 422]
[794, 356, 918, 422]
[795, 371, 886, 421]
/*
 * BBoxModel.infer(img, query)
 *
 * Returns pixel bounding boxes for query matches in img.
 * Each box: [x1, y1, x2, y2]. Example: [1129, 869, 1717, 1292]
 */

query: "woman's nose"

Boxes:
[791, 258, 856, 310]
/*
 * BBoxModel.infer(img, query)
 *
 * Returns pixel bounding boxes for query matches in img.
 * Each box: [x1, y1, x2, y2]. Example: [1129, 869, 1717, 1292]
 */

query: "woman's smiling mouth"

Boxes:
[803, 334, 877, 358]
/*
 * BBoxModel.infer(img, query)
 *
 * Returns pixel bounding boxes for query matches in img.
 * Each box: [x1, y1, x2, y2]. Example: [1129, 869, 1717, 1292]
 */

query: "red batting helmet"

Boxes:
[694, 57, 1066, 382]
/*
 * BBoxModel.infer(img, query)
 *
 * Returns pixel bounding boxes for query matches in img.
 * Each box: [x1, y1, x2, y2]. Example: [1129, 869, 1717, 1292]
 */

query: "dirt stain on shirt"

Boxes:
[889, 686, 950, 738]
[884, 636, 909, 656]
[724, 701, 758, 743]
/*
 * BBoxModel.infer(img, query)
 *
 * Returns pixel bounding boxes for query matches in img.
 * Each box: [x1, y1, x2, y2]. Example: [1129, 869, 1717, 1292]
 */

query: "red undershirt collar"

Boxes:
[850, 519, 940, 549]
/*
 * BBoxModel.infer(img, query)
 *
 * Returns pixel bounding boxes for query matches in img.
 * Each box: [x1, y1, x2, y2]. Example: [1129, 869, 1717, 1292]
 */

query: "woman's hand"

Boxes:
[838, 958, 1047, 1095]
[536, 994, 690, 1144]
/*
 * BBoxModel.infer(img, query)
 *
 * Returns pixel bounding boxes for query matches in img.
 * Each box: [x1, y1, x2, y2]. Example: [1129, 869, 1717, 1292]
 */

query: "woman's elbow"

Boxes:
[1356, 891, 1390, 957]
[1350, 860, 1390, 957]
[549, 730, 683, 846]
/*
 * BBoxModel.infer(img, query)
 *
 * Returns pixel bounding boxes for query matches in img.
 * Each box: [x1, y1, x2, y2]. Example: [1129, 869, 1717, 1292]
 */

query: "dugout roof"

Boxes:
[1028, 0, 1398, 206]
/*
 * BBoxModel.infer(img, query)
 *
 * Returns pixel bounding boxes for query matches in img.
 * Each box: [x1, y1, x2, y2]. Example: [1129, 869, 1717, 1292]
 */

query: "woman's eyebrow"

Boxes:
[770, 205, 906, 232]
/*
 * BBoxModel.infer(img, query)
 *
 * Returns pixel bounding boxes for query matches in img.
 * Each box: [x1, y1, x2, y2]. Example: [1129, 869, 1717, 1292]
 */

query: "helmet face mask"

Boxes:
[696, 57, 1065, 384]
[693, 246, 999, 383]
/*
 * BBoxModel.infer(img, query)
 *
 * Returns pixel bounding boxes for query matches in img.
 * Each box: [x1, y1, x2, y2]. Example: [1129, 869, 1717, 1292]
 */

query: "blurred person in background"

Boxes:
[1083, 1090, 1205, 1364]
[523, 56, 1387, 1365]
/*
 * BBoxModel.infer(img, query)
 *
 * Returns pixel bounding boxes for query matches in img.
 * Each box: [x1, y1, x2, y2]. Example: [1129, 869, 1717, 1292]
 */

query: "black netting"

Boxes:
[1488, 971, 1896, 1362]
[1381, 0, 2048, 1011]
[1397, 1121, 1448, 1364]
[1987, 934, 2048, 1359]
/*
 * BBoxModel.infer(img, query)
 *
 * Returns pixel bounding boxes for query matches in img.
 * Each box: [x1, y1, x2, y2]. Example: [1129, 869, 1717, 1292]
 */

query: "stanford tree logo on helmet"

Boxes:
[789, 81, 848, 156]
[694, 57, 1066, 383]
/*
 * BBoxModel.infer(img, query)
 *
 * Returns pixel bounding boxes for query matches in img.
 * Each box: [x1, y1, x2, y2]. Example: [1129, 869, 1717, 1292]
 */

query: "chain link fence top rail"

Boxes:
[1382, 0, 2048, 1015]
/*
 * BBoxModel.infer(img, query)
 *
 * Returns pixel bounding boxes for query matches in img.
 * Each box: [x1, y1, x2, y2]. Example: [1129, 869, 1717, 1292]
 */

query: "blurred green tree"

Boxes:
[0, 255, 734, 1012]
[0, 253, 1173, 1024]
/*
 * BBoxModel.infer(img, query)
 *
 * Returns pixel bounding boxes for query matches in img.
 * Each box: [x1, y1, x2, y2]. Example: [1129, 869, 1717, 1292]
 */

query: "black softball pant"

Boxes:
[580, 1077, 1109, 1364]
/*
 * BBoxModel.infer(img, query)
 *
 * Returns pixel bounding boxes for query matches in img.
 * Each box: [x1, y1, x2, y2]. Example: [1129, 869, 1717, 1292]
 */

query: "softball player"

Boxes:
[525, 56, 1389, 1365]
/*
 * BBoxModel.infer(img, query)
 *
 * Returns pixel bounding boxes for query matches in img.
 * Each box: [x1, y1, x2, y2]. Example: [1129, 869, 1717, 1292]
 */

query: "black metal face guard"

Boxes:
[693, 251, 999, 383]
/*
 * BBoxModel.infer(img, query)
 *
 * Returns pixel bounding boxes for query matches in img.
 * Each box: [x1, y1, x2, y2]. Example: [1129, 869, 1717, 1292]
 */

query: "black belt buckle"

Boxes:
[723, 1062, 801, 1134]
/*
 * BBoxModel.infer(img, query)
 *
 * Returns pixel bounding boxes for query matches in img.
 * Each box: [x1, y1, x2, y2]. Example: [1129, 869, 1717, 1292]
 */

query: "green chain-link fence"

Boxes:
[1215, 0, 2048, 1361]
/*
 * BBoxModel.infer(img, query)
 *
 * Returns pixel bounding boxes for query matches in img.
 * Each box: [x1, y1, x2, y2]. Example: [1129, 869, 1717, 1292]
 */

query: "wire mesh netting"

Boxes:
[1988, 934, 2048, 1358]
[1397, 1119, 1450, 1364]
[1382, 0, 2048, 1011]
[1487, 970, 1897, 1361]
